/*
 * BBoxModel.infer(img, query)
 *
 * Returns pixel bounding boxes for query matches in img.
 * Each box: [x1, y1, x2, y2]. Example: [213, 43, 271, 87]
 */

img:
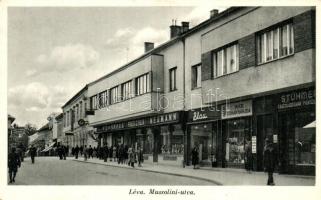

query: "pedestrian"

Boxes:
[17, 143, 25, 162]
[245, 140, 252, 172]
[264, 138, 278, 186]
[128, 147, 136, 168]
[8, 147, 21, 183]
[80, 146, 83, 156]
[137, 147, 144, 167]
[29, 145, 37, 164]
[88, 145, 93, 159]
[118, 144, 124, 164]
[83, 145, 88, 161]
[74, 145, 79, 159]
[103, 144, 109, 162]
[93, 147, 97, 158]
[71, 147, 75, 157]
[191, 146, 199, 169]
[124, 145, 129, 164]
[57, 145, 63, 160]
[112, 145, 117, 162]
[63, 145, 67, 160]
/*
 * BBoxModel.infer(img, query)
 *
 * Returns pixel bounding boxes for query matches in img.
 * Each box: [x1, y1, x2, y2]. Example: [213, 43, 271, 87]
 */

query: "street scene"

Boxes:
[7, 5, 316, 186]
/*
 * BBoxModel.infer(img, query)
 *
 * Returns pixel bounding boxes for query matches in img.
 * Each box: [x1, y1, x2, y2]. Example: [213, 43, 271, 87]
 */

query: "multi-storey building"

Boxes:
[62, 6, 315, 174]
[62, 85, 97, 148]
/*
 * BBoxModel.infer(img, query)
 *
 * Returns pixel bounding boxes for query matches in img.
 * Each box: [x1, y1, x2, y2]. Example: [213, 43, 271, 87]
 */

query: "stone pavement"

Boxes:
[72, 157, 315, 186]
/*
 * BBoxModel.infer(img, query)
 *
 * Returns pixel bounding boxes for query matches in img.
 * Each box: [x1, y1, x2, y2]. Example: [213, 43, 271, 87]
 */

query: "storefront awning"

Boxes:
[303, 121, 316, 128]
[41, 141, 56, 152]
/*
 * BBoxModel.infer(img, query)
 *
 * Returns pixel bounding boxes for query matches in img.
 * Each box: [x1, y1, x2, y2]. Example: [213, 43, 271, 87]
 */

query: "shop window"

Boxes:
[212, 43, 239, 78]
[294, 111, 315, 166]
[256, 23, 294, 64]
[191, 123, 213, 162]
[143, 128, 154, 154]
[225, 118, 251, 166]
[160, 125, 184, 155]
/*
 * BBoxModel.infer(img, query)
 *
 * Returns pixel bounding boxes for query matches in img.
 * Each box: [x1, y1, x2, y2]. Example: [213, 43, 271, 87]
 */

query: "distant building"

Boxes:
[8, 115, 28, 151]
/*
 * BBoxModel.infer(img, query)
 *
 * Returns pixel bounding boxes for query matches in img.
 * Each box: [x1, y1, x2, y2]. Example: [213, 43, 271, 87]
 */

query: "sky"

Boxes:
[8, 5, 227, 129]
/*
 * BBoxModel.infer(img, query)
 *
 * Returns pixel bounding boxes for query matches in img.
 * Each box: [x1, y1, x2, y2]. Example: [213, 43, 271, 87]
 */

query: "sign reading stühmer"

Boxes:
[277, 88, 315, 110]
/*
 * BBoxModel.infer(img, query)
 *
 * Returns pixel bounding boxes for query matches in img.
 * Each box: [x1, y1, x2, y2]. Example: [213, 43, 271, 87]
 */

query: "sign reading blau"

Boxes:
[221, 100, 252, 119]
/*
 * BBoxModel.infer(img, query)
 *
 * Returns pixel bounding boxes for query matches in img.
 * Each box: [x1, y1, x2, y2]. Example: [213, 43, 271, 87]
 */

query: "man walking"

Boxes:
[8, 147, 21, 183]
[29, 145, 37, 164]
[264, 138, 278, 186]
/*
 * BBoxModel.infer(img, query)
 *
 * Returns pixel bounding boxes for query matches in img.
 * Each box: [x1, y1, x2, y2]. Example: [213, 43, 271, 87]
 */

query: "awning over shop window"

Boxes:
[41, 141, 56, 152]
[303, 121, 316, 128]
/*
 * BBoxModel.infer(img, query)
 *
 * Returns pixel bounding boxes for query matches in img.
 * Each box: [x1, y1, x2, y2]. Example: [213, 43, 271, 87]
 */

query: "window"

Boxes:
[121, 81, 132, 100]
[191, 64, 201, 89]
[212, 43, 239, 78]
[67, 111, 69, 126]
[135, 73, 150, 95]
[90, 95, 98, 110]
[169, 67, 177, 91]
[110, 86, 119, 104]
[98, 91, 108, 108]
[257, 23, 294, 64]
[79, 101, 83, 119]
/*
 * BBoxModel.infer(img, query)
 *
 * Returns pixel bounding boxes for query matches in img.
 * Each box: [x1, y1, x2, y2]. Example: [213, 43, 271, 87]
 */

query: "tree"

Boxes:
[25, 123, 37, 136]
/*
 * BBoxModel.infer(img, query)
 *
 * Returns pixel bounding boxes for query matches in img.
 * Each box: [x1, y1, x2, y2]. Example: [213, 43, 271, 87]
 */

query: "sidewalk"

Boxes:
[72, 157, 315, 186]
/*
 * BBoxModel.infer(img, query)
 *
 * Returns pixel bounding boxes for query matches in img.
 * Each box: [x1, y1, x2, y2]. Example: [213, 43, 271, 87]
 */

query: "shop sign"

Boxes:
[188, 107, 220, 122]
[149, 112, 178, 125]
[128, 119, 145, 128]
[277, 88, 315, 110]
[273, 134, 278, 143]
[221, 100, 252, 119]
[163, 155, 178, 161]
[251, 136, 257, 153]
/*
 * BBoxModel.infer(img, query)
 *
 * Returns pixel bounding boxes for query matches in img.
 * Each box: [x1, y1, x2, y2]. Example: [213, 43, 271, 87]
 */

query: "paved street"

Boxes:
[9, 156, 215, 185]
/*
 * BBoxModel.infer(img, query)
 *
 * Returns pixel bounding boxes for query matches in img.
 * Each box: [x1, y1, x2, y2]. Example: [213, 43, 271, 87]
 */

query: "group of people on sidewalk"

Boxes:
[71, 144, 144, 168]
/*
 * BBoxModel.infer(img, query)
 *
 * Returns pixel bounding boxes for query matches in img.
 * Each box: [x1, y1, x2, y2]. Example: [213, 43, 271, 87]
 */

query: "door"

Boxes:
[257, 114, 274, 171]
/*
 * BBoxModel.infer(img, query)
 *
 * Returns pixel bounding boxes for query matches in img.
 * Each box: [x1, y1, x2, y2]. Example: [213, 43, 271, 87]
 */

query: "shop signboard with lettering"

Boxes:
[95, 112, 182, 132]
[221, 100, 252, 119]
[188, 107, 220, 122]
[277, 88, 315, 110]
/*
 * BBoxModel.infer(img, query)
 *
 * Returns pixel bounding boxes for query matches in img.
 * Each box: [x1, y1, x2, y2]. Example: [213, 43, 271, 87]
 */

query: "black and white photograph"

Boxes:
[1, 0, 320, 200]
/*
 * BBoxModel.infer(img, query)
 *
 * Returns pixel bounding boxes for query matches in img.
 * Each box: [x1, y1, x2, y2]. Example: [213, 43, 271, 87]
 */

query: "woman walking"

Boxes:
[191, 146, 199, 169]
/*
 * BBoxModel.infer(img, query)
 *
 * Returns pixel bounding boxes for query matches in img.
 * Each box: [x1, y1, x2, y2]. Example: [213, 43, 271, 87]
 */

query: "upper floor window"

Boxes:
[122, 81, 132, 100]
[191, 64, 201, 89]
[136, 73, 150, 95]
[98, 90, 108, 108]
[256, 23, 294, 64]
[79, 101, 83, 119]
[110, 86, 120, 104]
[169, 67, 177, 91]
[212, 43, 239, 78]
[90, 95, 98, 110]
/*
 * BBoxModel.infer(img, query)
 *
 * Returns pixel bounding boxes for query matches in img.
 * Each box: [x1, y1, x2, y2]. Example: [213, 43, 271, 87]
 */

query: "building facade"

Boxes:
[62, 6, 315, 174]
[62, 85, 97, 148]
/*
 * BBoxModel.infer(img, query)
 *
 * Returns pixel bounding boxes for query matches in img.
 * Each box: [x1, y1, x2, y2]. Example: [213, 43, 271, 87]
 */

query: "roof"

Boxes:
[88, 7, 246, 87]
[62, 85, 88, 109]
[55, 113, 63, 120]
[38, 123, 50, 132]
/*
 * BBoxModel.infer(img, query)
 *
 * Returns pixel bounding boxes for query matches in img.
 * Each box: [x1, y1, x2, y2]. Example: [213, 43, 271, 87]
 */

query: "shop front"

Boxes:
[221, 100, 253, 169]
[187, 107, 220, 167]
[95, 111, 186, 166]
[276, 87, 315, 175]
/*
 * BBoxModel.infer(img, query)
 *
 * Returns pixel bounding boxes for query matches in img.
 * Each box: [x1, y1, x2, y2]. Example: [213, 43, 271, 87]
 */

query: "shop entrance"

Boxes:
[256, 114, 274, 171]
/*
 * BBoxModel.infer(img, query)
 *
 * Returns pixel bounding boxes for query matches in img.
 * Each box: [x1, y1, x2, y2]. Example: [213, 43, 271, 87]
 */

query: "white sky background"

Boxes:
[8, 5, 228, 128]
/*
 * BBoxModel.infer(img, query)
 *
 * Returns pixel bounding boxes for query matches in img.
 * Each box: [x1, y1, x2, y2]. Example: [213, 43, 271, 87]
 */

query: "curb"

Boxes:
[72, 159, 222, 185]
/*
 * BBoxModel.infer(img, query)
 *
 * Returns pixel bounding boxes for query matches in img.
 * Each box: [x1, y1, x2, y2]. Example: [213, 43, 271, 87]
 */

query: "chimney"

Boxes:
[170, 19, 181, 39]
[210, 9, 219, 18]
[144, 42, 154, 53]
[181, 21, 189, 33]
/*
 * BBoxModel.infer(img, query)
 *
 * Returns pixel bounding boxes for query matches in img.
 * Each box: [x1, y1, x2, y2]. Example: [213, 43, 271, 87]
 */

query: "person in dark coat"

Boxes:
[88, 145, 93, 159]
[128, 147, 136, 168]
[117, 145, 124, 164]
[29, 145, 37, 164]
[103, 144, 109, 162]
[244, 140, 252, 172]
[137, 147, 144, 167]
[191, 146, 199, 169]
[71, 147, 75, 157]
[264, 138, 278, 186]
[74, 145, 79, 159]
[80, 146, 83, 156]
[57, 145, 63, 160]
[124, 145, 129, 164]
[8, 147, 21, 183]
